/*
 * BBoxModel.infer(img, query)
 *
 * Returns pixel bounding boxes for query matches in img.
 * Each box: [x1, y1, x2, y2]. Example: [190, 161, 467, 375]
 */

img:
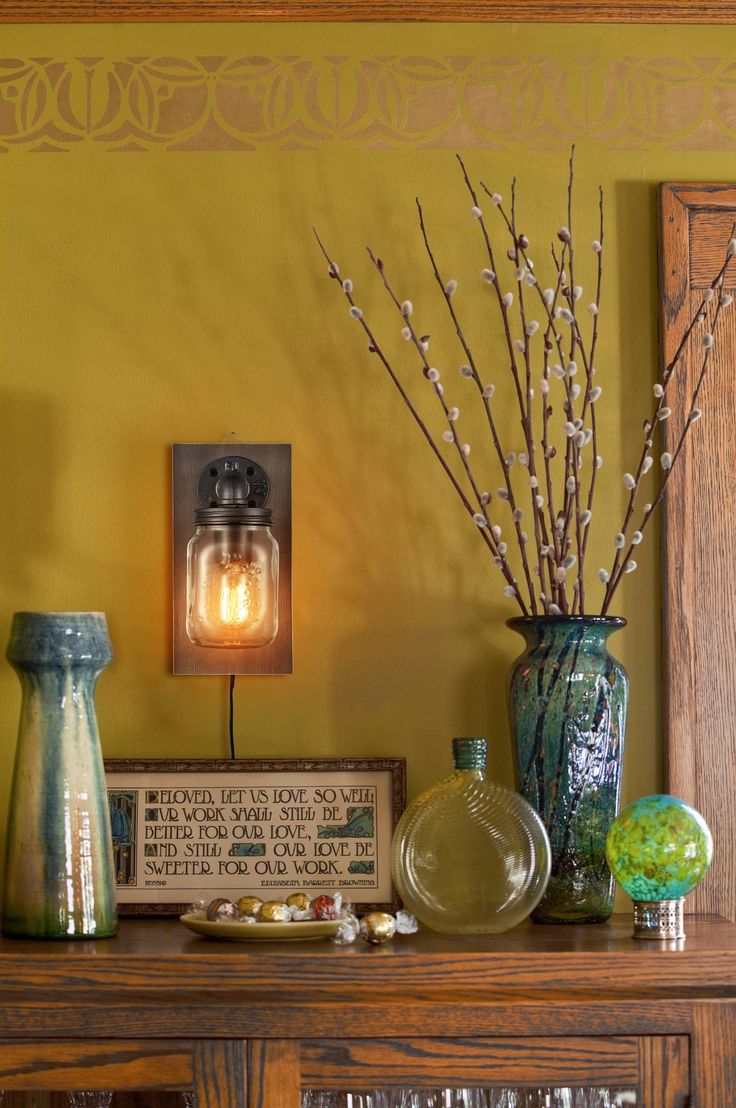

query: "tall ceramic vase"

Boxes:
[2, 612, 117, 939]
[508, 616, 628, 924]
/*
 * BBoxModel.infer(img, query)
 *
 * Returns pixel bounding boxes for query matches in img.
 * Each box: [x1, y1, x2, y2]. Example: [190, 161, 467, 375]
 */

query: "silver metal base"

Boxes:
[632, 898, 685, 940]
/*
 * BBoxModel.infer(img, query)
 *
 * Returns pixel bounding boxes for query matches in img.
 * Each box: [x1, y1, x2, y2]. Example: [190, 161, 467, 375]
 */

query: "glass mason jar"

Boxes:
[186, 508, 279, 648]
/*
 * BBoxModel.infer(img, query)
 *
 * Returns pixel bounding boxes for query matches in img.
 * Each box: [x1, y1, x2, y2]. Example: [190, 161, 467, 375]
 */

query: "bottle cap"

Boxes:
[452, 737, 487, 770]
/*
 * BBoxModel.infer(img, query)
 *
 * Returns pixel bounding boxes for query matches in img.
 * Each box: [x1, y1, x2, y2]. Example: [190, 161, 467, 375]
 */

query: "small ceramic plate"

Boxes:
[179, 912, 341, 942]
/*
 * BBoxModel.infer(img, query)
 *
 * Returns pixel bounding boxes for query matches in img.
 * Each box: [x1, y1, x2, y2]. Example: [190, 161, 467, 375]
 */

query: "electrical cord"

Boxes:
[229, 674, 236, 760]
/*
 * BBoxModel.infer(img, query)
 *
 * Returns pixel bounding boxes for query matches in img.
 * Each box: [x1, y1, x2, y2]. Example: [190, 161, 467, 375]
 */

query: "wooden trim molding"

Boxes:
[4, 0, 736, 21]
[659, 182, 736, 921]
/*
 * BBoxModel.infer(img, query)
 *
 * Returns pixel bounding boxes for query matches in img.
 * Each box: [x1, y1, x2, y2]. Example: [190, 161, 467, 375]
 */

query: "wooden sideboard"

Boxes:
[0, 916, 734, 1106]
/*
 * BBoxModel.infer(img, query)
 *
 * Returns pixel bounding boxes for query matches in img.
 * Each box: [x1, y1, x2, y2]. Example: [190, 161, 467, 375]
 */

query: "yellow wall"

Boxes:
[1, 22, 735, 877]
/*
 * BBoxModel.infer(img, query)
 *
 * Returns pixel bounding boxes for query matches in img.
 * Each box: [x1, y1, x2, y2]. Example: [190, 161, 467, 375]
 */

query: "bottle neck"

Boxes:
[452, 737, 487, 772]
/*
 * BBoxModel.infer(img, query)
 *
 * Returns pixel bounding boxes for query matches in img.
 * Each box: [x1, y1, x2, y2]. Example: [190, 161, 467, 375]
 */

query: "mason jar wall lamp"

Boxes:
[172, 443, 292, 676]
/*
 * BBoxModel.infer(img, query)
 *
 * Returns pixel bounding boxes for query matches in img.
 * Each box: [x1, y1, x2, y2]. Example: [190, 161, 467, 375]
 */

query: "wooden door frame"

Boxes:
[659, 182, 736, 920]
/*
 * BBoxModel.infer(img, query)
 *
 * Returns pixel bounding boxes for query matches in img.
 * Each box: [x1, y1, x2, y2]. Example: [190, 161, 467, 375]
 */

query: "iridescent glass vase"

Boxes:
[2, 612, 117, 939]
[508, 617, 628, 924]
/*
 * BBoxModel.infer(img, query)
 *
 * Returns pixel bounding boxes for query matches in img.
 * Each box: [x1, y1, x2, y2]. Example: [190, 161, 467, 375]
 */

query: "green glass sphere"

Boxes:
[605, 794, 713, 902]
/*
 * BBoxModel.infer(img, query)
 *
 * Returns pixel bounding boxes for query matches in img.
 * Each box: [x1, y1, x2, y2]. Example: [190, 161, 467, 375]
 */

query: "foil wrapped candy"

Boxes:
[195, 891, 419, 945]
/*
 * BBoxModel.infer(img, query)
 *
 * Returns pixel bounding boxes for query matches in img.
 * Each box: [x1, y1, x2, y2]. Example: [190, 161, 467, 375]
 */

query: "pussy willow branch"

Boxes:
[415, 199, 539, 613]
[488, 204, 574, 579]
[364, 245, 528, 609]
[540, 309, 563, 609]
[601, 317, 720, 613]
[459, 160, 554, 612]
[455, 157, 528, 425]
[365, 248, 488, 510]
[317, 157, 734, 619]
[483, 165, 593, 615]
[600, 236, 736, 614]
[507, 180, 553, 613]
[537, 245, 571, 611]
[579, 187, 604, 570]
[313, 228, 528, 614]
[561, 149, 586, 612]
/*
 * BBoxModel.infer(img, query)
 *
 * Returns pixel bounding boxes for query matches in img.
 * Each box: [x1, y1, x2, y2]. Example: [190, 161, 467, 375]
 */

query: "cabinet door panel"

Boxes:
[638, 1034, 689, 1108]
[300, 1035, 682, 1090]
[0, 1041, 192, 1090]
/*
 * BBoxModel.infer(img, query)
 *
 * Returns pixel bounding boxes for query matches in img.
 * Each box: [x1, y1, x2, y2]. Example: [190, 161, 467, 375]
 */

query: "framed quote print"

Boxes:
[105, 757, 405, 916]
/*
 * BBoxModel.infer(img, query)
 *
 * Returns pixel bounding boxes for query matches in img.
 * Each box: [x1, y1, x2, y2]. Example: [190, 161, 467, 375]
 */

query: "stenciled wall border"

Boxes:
[3, 54, 736, 153]
[2, 0, 736, 23]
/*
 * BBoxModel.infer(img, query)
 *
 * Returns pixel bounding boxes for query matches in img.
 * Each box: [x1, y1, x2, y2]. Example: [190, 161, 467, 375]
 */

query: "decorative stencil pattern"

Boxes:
[3, 54, 736, 152]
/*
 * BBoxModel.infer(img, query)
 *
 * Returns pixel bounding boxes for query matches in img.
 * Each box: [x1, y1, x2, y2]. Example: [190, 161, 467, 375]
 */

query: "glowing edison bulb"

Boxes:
[218, 561, 261, 628]
[187, 520, 278, 648]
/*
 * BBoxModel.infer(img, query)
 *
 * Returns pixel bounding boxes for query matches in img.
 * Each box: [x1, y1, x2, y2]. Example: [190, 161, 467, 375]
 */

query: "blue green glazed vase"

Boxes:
[2, 612, 118, 939]
[508, 616, 628, 924]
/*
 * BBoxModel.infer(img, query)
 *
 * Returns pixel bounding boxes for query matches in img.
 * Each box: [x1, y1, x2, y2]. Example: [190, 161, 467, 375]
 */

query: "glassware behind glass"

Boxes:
[302, 1093, 348, 1108]
[487, 1094, 518, 1108]
[391, 738, 551, 934]
[450, 1090, 488, 1108]
[67, 1094, 114, 1107]
[301, 1090, 634, 1108]
[347, 1093, 389, 1108]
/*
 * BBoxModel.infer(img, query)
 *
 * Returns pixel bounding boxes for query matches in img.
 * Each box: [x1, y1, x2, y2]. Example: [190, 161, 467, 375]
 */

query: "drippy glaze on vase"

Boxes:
[508, 616, 628, 924]
[2, 612, 117, 939]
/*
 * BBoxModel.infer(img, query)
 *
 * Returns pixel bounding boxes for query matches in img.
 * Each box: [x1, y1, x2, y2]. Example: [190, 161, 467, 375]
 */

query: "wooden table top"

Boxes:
[0, 915, 734, 997]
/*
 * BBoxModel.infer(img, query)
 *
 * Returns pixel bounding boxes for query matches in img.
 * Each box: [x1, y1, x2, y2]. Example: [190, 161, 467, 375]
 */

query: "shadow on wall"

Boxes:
[0, 391, 58, 852]
[0, 389, 58, 606]
[277, 166, 520, 791]
[327, 590, 515, 797]
[613, 178, 663, 796]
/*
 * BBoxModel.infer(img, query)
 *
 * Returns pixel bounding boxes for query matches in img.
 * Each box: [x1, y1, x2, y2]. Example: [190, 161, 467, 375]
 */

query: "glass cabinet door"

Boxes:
[301, 1089, 637, 1108]
[0, 1096, 192, 1107]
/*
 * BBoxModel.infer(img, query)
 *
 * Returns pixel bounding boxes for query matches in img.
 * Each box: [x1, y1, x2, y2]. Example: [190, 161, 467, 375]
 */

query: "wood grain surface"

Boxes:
[248, 1041, 300, 1108]
[0, 918, 734, 1103]
[193, 1041, 246, 1108]
[659, 183, 736, 921]
[0, 997, 702, 1041]
[637, 1034, 689, 1108]
[1, 917, 736, 1003]
[691, 1001, 736, 1108]
[4, 0, 736, 20]
[300, 1036, 640, 1086]
[0, 1041, 192, 1090]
